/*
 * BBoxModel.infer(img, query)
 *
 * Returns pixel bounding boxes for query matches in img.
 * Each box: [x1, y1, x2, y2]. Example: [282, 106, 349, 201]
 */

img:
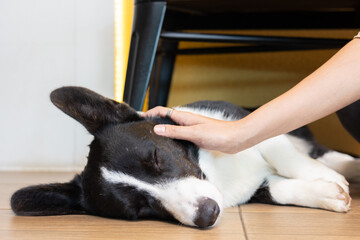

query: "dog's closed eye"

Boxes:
[200, 172, 206, 180]
[142, 149, 163, 172]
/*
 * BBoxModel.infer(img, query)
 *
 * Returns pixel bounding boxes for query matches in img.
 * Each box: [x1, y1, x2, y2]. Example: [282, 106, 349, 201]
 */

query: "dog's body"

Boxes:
[11, 87, 358, 228]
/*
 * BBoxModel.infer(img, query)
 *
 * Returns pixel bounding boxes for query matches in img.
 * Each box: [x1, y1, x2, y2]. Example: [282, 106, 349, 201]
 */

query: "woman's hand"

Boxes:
[142, 106, 250, 154]
[142, 39, 360, 154]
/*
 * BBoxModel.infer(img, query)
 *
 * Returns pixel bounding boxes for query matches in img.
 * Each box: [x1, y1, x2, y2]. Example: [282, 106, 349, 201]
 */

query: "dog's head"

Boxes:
[11, 87, 223, 228]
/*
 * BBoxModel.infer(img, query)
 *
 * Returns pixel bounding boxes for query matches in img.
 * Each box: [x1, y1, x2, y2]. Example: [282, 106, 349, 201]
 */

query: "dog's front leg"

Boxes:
[266, 175, 351, 212]
[256, 135, 349, 192]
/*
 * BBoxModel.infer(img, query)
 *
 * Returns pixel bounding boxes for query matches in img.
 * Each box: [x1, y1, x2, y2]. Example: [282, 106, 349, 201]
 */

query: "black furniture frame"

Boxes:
[123, 0, 360, 110]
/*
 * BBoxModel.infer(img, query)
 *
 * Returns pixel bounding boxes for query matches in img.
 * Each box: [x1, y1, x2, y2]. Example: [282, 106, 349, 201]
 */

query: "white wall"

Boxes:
[0, 0, 114, 170]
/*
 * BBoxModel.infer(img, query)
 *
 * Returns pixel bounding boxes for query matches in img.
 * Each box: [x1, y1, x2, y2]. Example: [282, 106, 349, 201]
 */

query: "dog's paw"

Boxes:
[311, 180, 351, 213]
[317, 152, 360, 183]
[297, 161, 349, 194]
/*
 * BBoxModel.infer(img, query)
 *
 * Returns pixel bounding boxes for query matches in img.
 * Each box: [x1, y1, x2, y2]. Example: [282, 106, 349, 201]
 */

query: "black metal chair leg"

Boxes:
[149, 40, 178, 108]
[123, 0, 166, 111]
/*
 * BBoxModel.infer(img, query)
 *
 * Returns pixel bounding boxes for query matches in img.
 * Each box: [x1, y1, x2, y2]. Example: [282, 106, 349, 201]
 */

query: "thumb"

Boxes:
[153, 124, 195, 141]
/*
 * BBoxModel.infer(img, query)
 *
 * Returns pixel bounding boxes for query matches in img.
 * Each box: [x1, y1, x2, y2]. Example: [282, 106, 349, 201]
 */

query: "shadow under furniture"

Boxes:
[123, 0, 360, 111]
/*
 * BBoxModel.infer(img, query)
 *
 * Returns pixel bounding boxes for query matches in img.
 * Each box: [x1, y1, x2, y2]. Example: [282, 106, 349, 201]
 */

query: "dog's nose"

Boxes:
[194, 197, 220, 228]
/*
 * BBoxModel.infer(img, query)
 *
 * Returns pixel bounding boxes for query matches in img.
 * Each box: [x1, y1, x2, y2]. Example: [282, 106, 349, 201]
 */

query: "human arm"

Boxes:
[143, 39, 360, 153]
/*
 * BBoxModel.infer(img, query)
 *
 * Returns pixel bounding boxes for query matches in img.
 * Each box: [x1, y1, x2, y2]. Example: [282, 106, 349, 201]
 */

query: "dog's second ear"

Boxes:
[50, 86, 142, 134]
[11, 175, 85, 216]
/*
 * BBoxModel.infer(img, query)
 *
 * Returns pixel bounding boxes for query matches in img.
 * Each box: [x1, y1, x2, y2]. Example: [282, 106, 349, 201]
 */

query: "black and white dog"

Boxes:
[11, 87, 357, 228]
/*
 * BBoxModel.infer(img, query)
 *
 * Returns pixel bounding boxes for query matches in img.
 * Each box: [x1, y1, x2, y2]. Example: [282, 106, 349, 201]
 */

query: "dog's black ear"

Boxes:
[11, 175, 85, 216]
[50, 86, 142, 134]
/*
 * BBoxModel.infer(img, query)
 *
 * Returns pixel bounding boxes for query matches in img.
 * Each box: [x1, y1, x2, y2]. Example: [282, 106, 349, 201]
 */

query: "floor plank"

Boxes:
[0, 210, 245, 240]
[0, 172, 78, 210]
[242, 212, 359, 236]
[247, 235, 360, 240]
[2, 172, 360, 240]
[241, 184, 360, 239]
[0, 172, 245, 240]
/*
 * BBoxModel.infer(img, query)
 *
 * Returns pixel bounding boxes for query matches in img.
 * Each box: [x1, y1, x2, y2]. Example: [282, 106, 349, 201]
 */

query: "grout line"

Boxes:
[238, 206, 249, 240]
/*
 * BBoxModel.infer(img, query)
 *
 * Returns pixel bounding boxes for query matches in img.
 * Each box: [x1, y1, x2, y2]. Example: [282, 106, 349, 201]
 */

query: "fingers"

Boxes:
[154, 124, 198, 142]
[172, 110, 209, 125]
[142, 106, 170, 118]
[143, 106, 211, 126]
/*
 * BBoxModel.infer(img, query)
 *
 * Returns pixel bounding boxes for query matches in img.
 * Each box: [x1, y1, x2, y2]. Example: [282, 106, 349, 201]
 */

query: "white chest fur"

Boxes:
[199, 148, 272, 207]
[174, 106, 274, 207]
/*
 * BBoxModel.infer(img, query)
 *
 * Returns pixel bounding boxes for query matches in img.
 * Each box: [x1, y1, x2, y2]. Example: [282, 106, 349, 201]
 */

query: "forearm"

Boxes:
[237, 39, 360, 150]
[147, 39, 360, 154]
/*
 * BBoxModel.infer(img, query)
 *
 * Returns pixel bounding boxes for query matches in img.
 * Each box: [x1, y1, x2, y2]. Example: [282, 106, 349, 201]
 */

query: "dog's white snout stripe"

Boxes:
[101, 167, 223, 227]
[101, 167, 161, 196]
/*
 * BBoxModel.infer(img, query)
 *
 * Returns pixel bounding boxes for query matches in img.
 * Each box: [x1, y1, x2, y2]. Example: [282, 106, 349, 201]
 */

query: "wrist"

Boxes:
[233, 117, 264, 152]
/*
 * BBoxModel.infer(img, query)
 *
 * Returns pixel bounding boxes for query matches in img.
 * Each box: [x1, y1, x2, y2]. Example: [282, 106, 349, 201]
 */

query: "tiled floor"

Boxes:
[1, 172, 360, 240]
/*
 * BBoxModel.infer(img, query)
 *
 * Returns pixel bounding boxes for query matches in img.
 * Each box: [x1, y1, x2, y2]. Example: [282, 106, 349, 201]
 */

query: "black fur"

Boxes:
[11, 174, 84, 216]
[10, 87, 342, 226]
[185, 100, 250, 119]
[12, 87, 203, 223]
[336, 100, 360, 143]
[248, 184, 275, 204]
[50, 87, 142, 134]
[288, 126, 331, 158]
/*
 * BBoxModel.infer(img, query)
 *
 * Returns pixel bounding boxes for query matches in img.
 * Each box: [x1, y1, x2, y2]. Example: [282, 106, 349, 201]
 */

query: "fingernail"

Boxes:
[154, 125, 165, 134]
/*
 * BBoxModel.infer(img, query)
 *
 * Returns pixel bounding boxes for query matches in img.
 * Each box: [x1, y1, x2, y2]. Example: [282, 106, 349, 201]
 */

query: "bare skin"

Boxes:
[143, 39, 360, 154]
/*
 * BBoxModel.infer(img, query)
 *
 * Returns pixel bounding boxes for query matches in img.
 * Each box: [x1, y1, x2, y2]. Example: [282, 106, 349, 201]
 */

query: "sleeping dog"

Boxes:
[11, 87, 357, 228]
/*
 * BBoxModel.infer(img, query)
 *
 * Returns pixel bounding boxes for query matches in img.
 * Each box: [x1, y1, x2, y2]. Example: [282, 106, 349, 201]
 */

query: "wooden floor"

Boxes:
[1, 172, 360, 240]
